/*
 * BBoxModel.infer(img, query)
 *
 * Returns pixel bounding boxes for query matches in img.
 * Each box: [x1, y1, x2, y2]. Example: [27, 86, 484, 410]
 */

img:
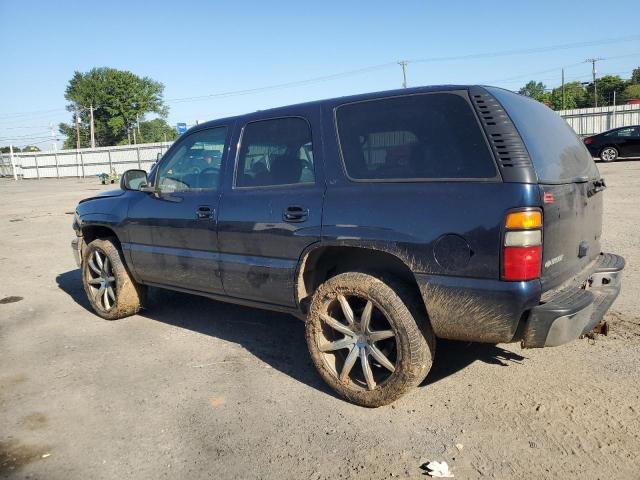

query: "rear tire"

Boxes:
[81, 237, 146, 320]
[306, 272, 435, 407]
[600, 147, 618, 162]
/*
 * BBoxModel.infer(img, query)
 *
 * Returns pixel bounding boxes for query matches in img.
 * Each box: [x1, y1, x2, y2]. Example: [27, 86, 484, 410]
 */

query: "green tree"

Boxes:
[59, 67, 168, 148]
[519, 81, 550, 102]
[621, 84, 640, 102]
[631, 67, 640, 84]
[138, 118, 178, 143]
[21, 145, 41, 152]
[1, 146, 21, 153]
[586, 75, 626, 107]
[548, 81, 588, 110]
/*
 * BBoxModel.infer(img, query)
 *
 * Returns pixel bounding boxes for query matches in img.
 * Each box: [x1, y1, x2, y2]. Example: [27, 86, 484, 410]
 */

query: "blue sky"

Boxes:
[1, 0, 639, 149]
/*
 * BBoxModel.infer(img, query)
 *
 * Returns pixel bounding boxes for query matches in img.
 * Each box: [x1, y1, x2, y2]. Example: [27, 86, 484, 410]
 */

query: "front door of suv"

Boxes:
[217, 110, 324, 306]
[125, 125, 230, 293]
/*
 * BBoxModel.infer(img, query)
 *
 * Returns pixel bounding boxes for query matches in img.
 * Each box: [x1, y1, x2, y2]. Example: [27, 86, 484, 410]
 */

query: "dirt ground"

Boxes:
[1, 162, 639, 480]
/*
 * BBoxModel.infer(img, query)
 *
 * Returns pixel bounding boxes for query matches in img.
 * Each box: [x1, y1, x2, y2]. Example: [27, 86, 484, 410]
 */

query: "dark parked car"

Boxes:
[72, 86, 624, 407]
[584, 125, 640, 162]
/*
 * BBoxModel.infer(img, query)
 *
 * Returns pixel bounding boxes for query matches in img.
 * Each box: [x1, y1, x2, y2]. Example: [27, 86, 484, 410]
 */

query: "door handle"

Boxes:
[196, 205, 214, 220]
[283, 205, 309, 223]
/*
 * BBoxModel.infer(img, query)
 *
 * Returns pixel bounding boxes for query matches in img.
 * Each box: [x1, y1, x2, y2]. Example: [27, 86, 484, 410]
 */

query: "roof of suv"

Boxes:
[191, 84, 478, 132]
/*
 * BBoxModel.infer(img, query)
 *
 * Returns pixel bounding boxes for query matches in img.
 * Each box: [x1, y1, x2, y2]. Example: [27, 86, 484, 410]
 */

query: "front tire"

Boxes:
[600, 147, 618, 162]
[306, 272, 435, 407]
[81, 237, 146, 320]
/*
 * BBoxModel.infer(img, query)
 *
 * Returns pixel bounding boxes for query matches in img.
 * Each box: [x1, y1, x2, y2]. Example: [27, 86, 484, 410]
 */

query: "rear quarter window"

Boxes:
[486, 87, 599, 184]
[335, 92, 498, 181]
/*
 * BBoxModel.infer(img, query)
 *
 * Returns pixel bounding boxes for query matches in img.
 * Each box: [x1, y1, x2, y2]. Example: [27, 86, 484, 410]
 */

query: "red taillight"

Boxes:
[503, 246, 542, 281]
[502, 209, 543, 281]
[584, 137, 593, 145]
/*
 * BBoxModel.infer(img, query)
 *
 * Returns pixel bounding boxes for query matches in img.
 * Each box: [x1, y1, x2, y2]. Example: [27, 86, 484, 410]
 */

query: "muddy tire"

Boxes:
[81, 237, 146, 320]
[306, 272, 435, 407]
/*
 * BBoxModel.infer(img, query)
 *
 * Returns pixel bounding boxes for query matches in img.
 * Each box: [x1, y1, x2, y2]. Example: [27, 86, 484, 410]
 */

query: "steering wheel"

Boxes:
[188, 166, 201, 174]
[200, 167, 218, 175]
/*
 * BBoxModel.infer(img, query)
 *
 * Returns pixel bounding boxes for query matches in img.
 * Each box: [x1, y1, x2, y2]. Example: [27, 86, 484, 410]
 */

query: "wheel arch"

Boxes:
[296, 244, 427, 315]
[81, 224, 121, 246]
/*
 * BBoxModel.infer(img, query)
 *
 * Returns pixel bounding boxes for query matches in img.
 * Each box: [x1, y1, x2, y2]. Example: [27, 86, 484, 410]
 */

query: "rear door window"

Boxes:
[487, 87, 599, 184]
[335, 92, 497, 181]
[235, 117, 315, 187]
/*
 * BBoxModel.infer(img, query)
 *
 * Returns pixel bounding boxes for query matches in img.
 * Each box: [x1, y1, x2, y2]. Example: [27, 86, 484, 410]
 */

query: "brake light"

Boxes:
[584, 137, 593, 145]
[503, 246, 542, 280]
[502, 209, 543, 281]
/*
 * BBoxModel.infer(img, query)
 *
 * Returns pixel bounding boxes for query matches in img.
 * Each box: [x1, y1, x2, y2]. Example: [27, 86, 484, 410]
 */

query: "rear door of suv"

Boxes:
[486, 87, 604, 291]
[216, 106, 324, 306]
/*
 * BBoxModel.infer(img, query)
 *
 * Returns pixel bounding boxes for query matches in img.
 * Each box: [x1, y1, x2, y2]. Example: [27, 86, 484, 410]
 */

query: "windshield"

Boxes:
[487, 87, 599, 184]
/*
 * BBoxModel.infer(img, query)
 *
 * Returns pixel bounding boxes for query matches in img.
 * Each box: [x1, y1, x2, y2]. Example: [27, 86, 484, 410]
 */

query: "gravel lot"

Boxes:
[1, 162, 639, 480]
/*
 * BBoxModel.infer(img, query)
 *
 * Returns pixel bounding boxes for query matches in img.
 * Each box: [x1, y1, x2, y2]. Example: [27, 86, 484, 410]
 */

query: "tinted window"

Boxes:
[157, 127, 227, 192]
[487, 87, 599, 183]
[236, 117, 314, 187]
[606, 127, 639, 137]
[336, 93, 497, 180]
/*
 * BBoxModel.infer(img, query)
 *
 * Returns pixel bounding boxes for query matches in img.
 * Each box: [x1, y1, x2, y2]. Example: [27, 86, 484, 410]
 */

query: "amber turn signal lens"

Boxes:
[505, 211, 542, 229]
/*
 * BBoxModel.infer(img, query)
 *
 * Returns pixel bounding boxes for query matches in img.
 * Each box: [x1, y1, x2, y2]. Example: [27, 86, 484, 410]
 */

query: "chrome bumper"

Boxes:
[522, 253, 624, 348]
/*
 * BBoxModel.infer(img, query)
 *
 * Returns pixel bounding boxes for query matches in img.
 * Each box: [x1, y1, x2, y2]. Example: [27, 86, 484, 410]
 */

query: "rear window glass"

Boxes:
[487, 87, 599, 183]
[336, 93, 497, 180]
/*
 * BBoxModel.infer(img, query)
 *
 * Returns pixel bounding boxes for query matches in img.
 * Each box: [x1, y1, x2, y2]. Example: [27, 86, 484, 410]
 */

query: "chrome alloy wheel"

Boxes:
[317, 294, 398, 391]
[85, 249, 116, 311]
[601, 147, 617, 162]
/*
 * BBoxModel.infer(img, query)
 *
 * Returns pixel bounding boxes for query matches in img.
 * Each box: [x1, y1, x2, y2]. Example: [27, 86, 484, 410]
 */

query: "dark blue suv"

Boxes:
[71, 86, 624, 407]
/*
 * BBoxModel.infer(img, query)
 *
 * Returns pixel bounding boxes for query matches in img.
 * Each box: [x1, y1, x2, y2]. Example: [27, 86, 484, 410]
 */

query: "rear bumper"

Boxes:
[521, 253, 624, 348]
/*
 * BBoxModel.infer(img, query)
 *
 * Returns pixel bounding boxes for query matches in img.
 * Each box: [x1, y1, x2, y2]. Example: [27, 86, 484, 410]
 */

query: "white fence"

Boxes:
[558, 104, 640, 137]
[0, 142, 174, 179]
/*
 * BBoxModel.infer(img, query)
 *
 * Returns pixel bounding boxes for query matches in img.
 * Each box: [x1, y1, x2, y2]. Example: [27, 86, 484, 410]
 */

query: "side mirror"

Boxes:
[120, 169, 148, 191]
[156, 152, 162, 161]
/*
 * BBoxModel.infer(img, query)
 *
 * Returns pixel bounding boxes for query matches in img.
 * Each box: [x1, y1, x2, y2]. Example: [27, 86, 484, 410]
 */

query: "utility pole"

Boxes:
[612, 90, 617, 129]
[75, 108, 81, 150]
[585, 58, 604, 108]
[89, 104, 96, 148]
[49, 123, 57, 151]
[398, 60, 409, 89]
[561, 68, 565, 110]
[9, 144, 18, 181]
[136, 114, 141, 139]
[132, 127, 137, 145]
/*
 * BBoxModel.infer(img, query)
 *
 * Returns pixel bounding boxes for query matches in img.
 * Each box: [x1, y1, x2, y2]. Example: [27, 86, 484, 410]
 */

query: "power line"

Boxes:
[165, 62, 396, 104]
[408, 34, 640, 64]
[0, 107, 67, 119]
[164, 35, 640, 105]
[2, 34, 639, 127]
